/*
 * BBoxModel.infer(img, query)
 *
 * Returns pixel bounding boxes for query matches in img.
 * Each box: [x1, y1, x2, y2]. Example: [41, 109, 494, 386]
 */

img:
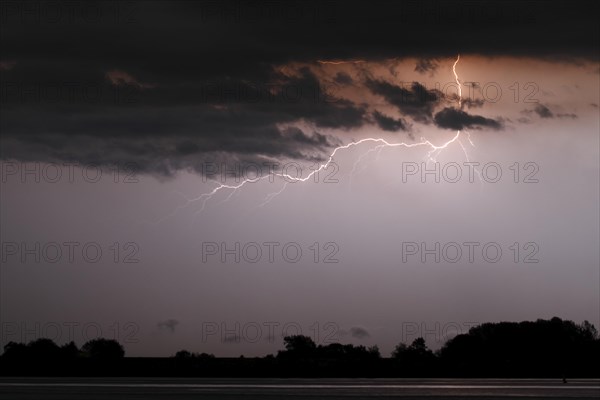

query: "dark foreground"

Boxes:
[0, 378, 598, 399]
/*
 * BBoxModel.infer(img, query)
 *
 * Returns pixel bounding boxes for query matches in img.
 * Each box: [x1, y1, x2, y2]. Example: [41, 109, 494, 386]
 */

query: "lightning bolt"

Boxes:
[452, 54, 469, 161]
[146, 55, 477, 225]
[317, 60, 366, 65]
[453, 54, 462, 108]
[451, 55, 480, 181]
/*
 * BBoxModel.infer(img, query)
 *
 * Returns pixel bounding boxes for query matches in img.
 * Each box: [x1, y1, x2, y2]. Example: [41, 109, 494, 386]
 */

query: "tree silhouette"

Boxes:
[2, 341, 28, 360]
[27, 338, 61, 359]
[278, 335, 317, 358]
[439, 317, 600, 376]
[0, 318, 597, 377]
[174, 350, 193, 359]
[391, 342, 407, 359]
[81, 338, 124, 360]
[277, 335, 381, 362]
[391, 337, 436, 371]
[60, 341, 80, 359]
[174, 350, 215, 359]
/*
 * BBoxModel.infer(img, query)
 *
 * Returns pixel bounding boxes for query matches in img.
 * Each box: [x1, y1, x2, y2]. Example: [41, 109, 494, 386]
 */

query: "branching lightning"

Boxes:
[147, 55, 477, 224]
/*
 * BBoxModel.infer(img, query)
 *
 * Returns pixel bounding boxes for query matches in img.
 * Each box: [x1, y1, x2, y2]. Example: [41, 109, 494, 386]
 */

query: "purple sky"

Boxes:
[1, 0, 598, 357]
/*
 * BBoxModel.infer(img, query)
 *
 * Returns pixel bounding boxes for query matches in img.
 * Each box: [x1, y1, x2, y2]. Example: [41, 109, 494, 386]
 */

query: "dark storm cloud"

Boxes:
[285, 127, 338, 147]
[414, 58, 438, 75]
[0, 0, 596, 174]
[0, 64, 355, 174]
[524, 104, 578, 120]
[433, 108, 503, 130]
[372, 111, 410, 132]
[557, 113, 577, 119]
[367, 80, 442, 123]
[462, 98, 485, 109]
[339, 326, 371, 339]
[534, 104, 554, 118]
[0, 120, 341, 176]
[350, 327, 370, 339]
[3, 1, 596, 68]
[333, 72, 354, 85]
[157, 319, 179, 333]
[0, 60, 17, 70]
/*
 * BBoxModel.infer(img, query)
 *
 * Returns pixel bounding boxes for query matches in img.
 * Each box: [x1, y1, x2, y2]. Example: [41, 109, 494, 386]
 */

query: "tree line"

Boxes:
[1, 317, 598, 377]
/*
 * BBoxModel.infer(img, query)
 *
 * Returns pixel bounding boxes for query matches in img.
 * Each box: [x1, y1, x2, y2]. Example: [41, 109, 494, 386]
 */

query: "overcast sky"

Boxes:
[1, 0, 598, 357]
